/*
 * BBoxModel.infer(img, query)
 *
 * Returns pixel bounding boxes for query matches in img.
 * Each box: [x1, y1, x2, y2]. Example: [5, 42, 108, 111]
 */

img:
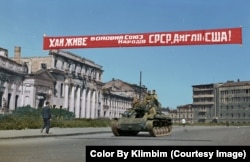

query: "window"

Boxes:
[60, 83, 64, 97]
[54, 59, 57, 68]
[54, 82, 57, 96]
[41, 63, 47, 69]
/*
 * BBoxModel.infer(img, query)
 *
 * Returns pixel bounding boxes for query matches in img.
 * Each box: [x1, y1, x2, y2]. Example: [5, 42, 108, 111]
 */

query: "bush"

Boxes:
[50, 108, 75, 120]
[0, 106, 42, 130]
[0, 106, 110, 130]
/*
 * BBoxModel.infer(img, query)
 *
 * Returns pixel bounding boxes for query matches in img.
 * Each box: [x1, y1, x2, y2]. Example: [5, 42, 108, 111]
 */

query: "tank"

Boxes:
[111, 98, 173, 137]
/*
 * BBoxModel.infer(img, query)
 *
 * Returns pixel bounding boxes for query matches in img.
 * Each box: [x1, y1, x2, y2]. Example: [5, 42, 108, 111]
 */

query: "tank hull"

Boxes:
[111, 113, 173, 137]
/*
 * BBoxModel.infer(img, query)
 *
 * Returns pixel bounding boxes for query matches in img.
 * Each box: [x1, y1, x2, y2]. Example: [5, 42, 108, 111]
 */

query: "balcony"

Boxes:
[193, 88, 213, 91]
[192, 101, 214, 105]
[198, 109, 207, 112]
[193, 94, 214, 98]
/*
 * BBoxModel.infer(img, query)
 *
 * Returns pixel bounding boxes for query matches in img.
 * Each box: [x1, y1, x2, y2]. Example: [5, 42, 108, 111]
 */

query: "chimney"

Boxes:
[14, 46, 21, 64]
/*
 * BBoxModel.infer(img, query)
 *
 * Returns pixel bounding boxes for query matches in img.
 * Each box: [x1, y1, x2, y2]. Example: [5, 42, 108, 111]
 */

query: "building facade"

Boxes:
[192, 81, 250, 123]
[0, 47, 28, 113]
[102, 79, 147, 118]
[192, 83, 220, 123]
[1, 47, 105, 119]
[218, 80, 250, 123]
[169, 104, 193, 124]
[1, 46, 145, 120]
[19, 49, 104, 118]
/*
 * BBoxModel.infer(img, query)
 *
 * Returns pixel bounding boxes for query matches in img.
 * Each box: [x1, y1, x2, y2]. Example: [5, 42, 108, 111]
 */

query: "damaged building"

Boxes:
[0, 46, 145, 119]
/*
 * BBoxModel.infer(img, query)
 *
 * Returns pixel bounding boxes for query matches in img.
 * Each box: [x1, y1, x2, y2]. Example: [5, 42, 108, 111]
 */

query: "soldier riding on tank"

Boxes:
[111, 88, 173, 137]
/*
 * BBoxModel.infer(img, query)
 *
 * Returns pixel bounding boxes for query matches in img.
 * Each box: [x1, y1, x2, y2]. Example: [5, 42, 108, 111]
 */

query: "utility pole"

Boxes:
[139, 71, 142, 101]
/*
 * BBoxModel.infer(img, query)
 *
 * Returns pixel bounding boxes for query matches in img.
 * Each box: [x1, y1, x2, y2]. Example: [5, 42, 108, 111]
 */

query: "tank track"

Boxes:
[146, 120, 172, 137]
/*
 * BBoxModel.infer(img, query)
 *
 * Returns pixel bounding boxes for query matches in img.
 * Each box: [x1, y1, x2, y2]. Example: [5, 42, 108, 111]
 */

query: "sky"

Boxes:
[1, 0, 249, 109]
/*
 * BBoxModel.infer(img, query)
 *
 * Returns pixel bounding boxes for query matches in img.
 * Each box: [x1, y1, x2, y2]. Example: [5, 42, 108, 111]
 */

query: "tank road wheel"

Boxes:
[147, 121, 172, 137]
[152, 122, 173, 137]
[150, 127, 157, 137]
[156, 127, 164, 137]
[164, 125, 172, 136]
[167, 125, 173, 134]
[160, 127, 165, 135]
[163, 126, 168, 134]
[146, 121, 156, 137]
[111, 120, 120, 136]
[155, 127, 160, 135]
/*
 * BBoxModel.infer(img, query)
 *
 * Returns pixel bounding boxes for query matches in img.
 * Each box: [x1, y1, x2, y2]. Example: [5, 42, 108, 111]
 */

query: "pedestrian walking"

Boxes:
[181, 118, 186, 127]
[41, 101, 52, 134]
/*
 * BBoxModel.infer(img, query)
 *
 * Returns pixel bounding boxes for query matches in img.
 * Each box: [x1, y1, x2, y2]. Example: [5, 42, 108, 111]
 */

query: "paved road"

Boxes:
[0, 125, 250, 162]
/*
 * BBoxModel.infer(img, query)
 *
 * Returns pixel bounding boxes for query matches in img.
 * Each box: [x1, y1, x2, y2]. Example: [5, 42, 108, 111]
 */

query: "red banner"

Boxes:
[43, 27, 242, 50]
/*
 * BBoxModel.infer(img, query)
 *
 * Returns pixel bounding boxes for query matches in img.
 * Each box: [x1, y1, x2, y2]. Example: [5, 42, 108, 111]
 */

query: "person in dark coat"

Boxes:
[41, 101, 52, 134]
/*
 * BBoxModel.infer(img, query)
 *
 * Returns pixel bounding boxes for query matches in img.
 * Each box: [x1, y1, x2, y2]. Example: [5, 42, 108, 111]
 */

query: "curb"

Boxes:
[0, 131, 111, 140]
